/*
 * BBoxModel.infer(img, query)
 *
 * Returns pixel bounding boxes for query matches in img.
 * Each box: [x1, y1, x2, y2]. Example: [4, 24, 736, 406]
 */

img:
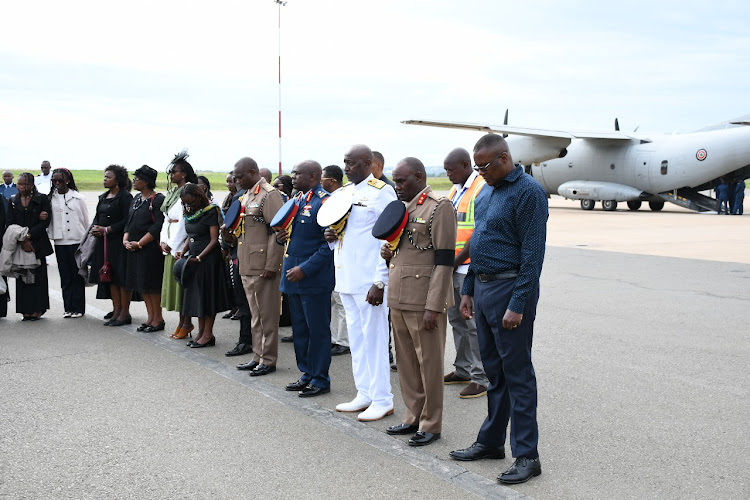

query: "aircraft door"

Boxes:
[634, 153, 652, 191]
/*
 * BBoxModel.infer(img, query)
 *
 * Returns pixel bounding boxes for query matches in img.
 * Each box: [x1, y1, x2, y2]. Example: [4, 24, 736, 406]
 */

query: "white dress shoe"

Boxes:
[357, 404, 394, 421]
[336, 395, 372, 413]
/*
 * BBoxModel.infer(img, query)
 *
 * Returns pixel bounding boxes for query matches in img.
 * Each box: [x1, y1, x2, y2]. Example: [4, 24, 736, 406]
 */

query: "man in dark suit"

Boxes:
[276, 161, 335, 396]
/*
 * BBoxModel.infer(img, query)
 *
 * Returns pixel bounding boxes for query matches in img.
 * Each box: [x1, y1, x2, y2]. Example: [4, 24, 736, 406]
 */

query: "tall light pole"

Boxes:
[275, 0, 287, 176]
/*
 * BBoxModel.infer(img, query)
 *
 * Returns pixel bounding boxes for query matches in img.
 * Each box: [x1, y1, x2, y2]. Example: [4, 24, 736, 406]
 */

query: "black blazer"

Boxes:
[7, 192, 54, 257]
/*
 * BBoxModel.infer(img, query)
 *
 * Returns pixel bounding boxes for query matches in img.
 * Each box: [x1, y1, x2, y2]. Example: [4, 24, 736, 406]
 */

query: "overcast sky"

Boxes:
[2, 0, 749, 174]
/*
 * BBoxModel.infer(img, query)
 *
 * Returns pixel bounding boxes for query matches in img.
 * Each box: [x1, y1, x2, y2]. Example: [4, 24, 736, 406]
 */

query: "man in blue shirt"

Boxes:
[0, 171, 17, 209]
[449, 134, 548, 485]
[276, 160, 335, 397]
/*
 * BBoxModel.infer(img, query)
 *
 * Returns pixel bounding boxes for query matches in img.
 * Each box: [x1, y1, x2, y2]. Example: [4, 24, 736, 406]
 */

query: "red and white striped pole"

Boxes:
[275, 0, 287, 177]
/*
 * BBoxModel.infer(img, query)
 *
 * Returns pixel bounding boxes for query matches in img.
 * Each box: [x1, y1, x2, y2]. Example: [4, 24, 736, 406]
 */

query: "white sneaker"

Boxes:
[70, 312, 83, 318]
[335, 395, 372, 413]
[357, 403, 394, 421]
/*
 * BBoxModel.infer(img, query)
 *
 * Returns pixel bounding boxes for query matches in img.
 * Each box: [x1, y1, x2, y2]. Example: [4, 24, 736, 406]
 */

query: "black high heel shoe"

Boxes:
[190, 337, 216, 348]
[108, 316, 132, 326]
[143, 321, 165, 332]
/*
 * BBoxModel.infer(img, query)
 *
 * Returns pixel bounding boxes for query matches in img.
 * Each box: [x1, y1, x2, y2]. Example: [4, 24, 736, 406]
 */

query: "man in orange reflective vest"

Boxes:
[443, 148, 489, 398]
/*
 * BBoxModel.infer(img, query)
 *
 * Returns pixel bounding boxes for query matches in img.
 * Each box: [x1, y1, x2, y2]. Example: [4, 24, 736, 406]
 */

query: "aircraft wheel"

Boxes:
[602, 200, 618, 211]
[627, 201, 642, 211]
[580, 199, 595, 211]
[649, 201, 664, 212]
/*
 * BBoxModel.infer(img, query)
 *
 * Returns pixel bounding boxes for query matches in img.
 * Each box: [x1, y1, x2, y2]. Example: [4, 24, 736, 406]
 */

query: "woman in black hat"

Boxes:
[176, 183, 231, 347]
[123, 165, 166, 331]
[90, 164, 133, 326]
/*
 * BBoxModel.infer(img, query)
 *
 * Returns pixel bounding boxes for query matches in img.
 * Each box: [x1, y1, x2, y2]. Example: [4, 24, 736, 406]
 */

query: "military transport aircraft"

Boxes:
[403, 113, 750, 212]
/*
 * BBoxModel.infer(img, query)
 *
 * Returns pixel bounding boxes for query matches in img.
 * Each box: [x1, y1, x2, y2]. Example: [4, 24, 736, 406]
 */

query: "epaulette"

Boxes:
[317, 189, 327, 198]
[427, 191, 445, 202]
[262, 183, 274, 192]
[368, 178, 386, 189]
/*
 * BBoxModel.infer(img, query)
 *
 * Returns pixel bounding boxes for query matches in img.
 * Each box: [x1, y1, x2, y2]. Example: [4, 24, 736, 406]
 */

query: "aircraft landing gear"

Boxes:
[649, 201, 664, 212]
[602, 200, 618, 211]
[627, 201, 642, 211]
[580, 199, 595, 211]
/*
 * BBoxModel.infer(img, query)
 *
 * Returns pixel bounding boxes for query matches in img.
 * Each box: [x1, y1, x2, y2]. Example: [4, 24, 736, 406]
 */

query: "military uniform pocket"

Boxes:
[397, 264, 433, 306]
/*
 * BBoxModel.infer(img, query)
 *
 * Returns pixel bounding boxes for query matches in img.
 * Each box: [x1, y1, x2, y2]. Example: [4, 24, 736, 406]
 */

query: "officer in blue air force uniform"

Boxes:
[276, 161, 335, 397]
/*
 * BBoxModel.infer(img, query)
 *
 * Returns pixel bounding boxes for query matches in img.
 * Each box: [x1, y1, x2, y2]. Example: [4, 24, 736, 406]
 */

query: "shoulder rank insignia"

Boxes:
[262, 183, 274, 192]
[368, 178, 386, 189]
[416, 192, 428, 205]
[317, 189, 327, 198]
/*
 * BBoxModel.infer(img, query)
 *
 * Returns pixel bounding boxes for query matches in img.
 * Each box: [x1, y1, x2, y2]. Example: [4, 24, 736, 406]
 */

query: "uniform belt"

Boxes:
[477, 270, 519, 282]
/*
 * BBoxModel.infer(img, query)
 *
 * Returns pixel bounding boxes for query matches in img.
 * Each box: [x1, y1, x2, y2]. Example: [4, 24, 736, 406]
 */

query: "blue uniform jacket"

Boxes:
[280, 183, 334, 295]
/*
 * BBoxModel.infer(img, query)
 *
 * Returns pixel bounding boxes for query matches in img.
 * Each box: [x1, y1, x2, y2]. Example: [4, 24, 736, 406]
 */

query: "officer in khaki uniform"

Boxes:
[231, 157, 285, 376]
[380, 157, 456, 447]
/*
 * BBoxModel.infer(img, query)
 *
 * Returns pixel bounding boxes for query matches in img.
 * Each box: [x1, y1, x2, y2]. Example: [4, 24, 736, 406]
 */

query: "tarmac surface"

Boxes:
[1, 193, 749, 499]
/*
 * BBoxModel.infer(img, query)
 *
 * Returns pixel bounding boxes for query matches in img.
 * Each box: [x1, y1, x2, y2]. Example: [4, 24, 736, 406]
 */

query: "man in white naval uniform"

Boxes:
[324, 144, 397, 421]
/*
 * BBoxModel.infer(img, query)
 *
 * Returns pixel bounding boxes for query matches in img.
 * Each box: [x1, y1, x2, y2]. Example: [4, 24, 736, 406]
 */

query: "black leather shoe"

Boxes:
[249, 364, 276, 376]
[497, 457, 541, 484]
[236, 360, 259, 371]
[104, 311, 114, 320]
[225, 343, 253, 357]
[386, 423, 419, 435]
[331, 344, 350, 356]
[281, 335, 293, 343]
[190, 337, 215, 348]
[449, 442, 505, 461]
[143, 321, 165, 332]
[408, 431, 441, 446]
[298, 385, 330, 397]
[108, 316, 132, 327]
[286, 378, 310, 391]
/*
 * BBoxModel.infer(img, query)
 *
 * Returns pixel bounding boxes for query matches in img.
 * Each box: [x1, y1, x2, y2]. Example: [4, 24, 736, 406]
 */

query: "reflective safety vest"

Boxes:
[448, 175, 486, 263]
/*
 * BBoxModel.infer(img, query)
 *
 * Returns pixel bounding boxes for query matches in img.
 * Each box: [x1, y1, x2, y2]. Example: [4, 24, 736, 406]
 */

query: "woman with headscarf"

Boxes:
[48, 168, 89, 318]
[6, 172, 53, 320]
[124, 165, 165, 331]
[90, 165, 133, 326]
[176, 183, 231, 347]
[160, 151, 197, 339]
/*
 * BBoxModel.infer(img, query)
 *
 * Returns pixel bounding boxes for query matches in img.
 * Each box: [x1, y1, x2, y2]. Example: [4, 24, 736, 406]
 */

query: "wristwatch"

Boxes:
[374, 281, 385, 290]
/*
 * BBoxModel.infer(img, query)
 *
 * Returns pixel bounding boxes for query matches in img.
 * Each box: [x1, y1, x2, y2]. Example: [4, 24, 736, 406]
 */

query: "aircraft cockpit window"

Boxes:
[661, 161, 668, 175]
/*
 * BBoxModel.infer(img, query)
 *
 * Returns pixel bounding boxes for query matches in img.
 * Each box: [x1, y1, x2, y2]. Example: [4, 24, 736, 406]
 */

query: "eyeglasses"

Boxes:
[473, 151, 507, 172]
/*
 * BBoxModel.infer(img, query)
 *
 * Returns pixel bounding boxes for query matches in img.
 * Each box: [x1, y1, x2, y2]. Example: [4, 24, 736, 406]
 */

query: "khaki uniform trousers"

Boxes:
[241, 274, 282, 366]
[391, 308, 446, 434]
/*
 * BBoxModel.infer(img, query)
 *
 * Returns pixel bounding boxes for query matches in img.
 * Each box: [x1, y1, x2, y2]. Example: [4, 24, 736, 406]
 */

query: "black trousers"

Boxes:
[231, 257, 252, 345]
[55, 244, 86, 314]
[474, 276, 540, 459]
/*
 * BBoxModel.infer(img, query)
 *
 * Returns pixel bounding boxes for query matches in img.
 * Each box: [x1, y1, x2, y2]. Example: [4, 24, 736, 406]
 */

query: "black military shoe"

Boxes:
[497, 457, 541, 484]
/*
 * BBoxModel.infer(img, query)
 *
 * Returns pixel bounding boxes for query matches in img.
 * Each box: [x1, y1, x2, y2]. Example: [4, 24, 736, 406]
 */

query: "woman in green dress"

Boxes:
[159, 151, 199, 339]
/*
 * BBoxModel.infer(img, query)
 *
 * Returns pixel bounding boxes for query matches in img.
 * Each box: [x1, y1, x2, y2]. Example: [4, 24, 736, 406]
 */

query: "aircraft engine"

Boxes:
[509, 136, 571, 165]
[558, 181, 646, 201]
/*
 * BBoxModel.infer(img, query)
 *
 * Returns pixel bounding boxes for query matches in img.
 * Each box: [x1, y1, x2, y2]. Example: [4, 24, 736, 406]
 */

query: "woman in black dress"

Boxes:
[176, 183, 230, 347]
[89, 165, 133, 326]
[6, 173, 54, 320]
[124, 165, 165, 332]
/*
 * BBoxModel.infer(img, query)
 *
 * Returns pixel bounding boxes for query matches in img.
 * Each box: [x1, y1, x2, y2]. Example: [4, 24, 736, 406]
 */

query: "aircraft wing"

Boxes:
[402, 119, 636, 140]
[730, 121, 750, 126]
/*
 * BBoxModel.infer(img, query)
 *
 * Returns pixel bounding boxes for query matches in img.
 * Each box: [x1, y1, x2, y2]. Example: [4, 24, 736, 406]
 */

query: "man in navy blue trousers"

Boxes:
[276, 160, 335, 397]
[449, 134, 548, 485]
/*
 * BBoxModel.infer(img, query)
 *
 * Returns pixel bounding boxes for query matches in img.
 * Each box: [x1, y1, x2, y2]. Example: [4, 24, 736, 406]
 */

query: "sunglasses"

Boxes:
[473, 151, 507, 172]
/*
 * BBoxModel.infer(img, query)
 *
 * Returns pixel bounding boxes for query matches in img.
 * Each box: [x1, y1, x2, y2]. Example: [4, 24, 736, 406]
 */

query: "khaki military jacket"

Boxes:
[386, 186, 456, 313]
[238, 178, 284, 276]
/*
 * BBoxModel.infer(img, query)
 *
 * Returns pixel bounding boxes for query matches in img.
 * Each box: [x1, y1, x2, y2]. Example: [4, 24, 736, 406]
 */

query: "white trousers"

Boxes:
[340, 292, 393, 407]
